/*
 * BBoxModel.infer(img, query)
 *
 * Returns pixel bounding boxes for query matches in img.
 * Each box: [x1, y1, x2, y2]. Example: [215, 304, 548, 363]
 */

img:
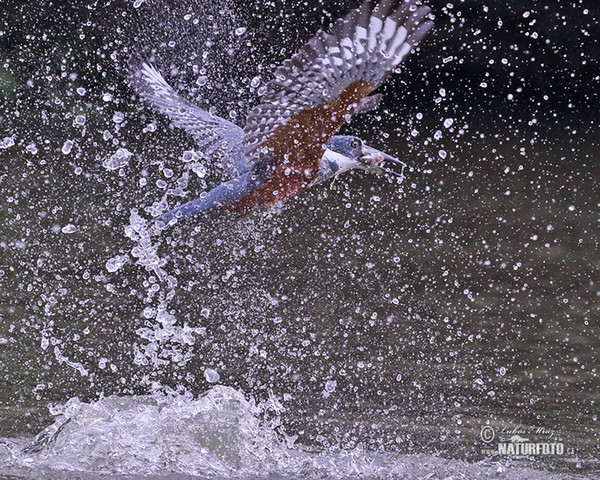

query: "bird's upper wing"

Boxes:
[129, 62, 247, 177]
[243, 0, 433, 165]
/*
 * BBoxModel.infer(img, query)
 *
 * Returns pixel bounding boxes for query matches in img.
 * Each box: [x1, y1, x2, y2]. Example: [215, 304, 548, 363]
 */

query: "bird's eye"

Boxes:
[350, 138, 361, 149]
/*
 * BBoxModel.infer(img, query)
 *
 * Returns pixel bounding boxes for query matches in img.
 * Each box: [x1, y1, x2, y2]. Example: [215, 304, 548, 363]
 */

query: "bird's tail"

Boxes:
[149, 170, 265, 229]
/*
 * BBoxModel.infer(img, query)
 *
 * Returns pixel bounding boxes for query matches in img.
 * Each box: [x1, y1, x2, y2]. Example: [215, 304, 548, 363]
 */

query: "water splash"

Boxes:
[0, 135, 16, 149]
[61, 140, 74, 155]
[123, 209, 199, 369]
[1, 386, 571, 479]
[105, 254, 130, 273]
[115, 153, 209, 371]
[103, 148, 132, 171]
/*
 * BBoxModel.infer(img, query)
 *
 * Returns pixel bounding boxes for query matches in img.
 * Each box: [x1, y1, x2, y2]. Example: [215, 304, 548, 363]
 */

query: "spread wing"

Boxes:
[129, 62, 247, 177]
[243, 0, 433, 165]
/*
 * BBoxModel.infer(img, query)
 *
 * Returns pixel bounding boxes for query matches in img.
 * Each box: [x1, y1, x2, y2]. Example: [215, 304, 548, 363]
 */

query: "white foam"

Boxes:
[0, 386, 573, 480]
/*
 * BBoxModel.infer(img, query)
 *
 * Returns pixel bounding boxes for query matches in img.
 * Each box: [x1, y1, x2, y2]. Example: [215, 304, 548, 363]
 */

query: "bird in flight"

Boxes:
[130, 0, 433, 228]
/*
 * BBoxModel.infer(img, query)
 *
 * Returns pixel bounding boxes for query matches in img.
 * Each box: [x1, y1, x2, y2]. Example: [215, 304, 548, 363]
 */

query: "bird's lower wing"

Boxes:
[243, 0, 433, 166]
[129, 62, 247, 177]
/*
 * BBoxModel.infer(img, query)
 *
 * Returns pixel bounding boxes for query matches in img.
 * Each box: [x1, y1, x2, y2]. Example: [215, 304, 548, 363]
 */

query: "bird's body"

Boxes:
[129, 0, 433, 227]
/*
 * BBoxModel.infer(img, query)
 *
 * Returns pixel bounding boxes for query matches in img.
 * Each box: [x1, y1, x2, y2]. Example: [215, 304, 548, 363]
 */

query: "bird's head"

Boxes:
[321, 135, 406, 181]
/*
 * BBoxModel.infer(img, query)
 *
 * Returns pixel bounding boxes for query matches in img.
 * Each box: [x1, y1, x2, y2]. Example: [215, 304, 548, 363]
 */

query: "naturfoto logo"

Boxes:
[479, 425, 574, 456]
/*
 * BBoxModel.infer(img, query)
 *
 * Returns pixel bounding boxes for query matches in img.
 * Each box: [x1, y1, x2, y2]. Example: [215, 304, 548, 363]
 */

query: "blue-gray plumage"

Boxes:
[152, 162, 269, 226]
[149, 135, 405, 226]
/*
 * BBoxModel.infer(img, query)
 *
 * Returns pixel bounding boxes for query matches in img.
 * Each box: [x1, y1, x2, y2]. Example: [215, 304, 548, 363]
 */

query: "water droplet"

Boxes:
[324, 380, 337, 392]
[103, 148, 132, 170]
[75, 115, 86, 125]
[112, 112, 124, 124]
[61, 224, 77, 234]
[204, 368, 220, 383]
[192, 163, 207, 178]
[182, 150, 198, 163]
[106, 254, 129, 272]
[0, 136, 15, 149]
[62, 140, 73, 154]
[235, 27, 247, 36]
[250, 76, 261, 88]
[196, 76, 208, 86]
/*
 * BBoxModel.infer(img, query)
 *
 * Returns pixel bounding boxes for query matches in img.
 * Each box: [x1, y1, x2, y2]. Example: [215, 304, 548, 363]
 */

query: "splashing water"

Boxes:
[0, 386, 574, 480]
[0, 1, 595, 478]
[104, 150, 211, 372]
[103, 148, 133, 171]
[121, 209, 205, 369]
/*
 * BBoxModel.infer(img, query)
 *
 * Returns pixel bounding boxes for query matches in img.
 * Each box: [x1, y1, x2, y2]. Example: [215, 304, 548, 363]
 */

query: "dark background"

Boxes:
[1, 0, 599, 148]
[0, 0, 599, 475]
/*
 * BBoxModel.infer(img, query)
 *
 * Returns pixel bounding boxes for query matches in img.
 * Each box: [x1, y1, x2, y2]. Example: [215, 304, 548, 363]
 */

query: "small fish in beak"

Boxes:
[360, 145, 406, 179]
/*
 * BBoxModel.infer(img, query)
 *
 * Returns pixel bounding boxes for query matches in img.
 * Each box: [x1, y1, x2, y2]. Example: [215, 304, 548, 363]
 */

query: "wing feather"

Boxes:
[129, 62, 247, 177]
[243, 0, 433, 161]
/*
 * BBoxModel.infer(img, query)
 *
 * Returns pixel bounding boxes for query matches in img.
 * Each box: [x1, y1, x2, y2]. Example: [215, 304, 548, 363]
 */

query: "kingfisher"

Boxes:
[130, 0, 433, 227]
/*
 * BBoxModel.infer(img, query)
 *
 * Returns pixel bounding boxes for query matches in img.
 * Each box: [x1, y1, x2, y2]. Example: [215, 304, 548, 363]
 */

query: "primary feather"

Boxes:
[242, 0, 433, 159]
[129, 62, 247, 177]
